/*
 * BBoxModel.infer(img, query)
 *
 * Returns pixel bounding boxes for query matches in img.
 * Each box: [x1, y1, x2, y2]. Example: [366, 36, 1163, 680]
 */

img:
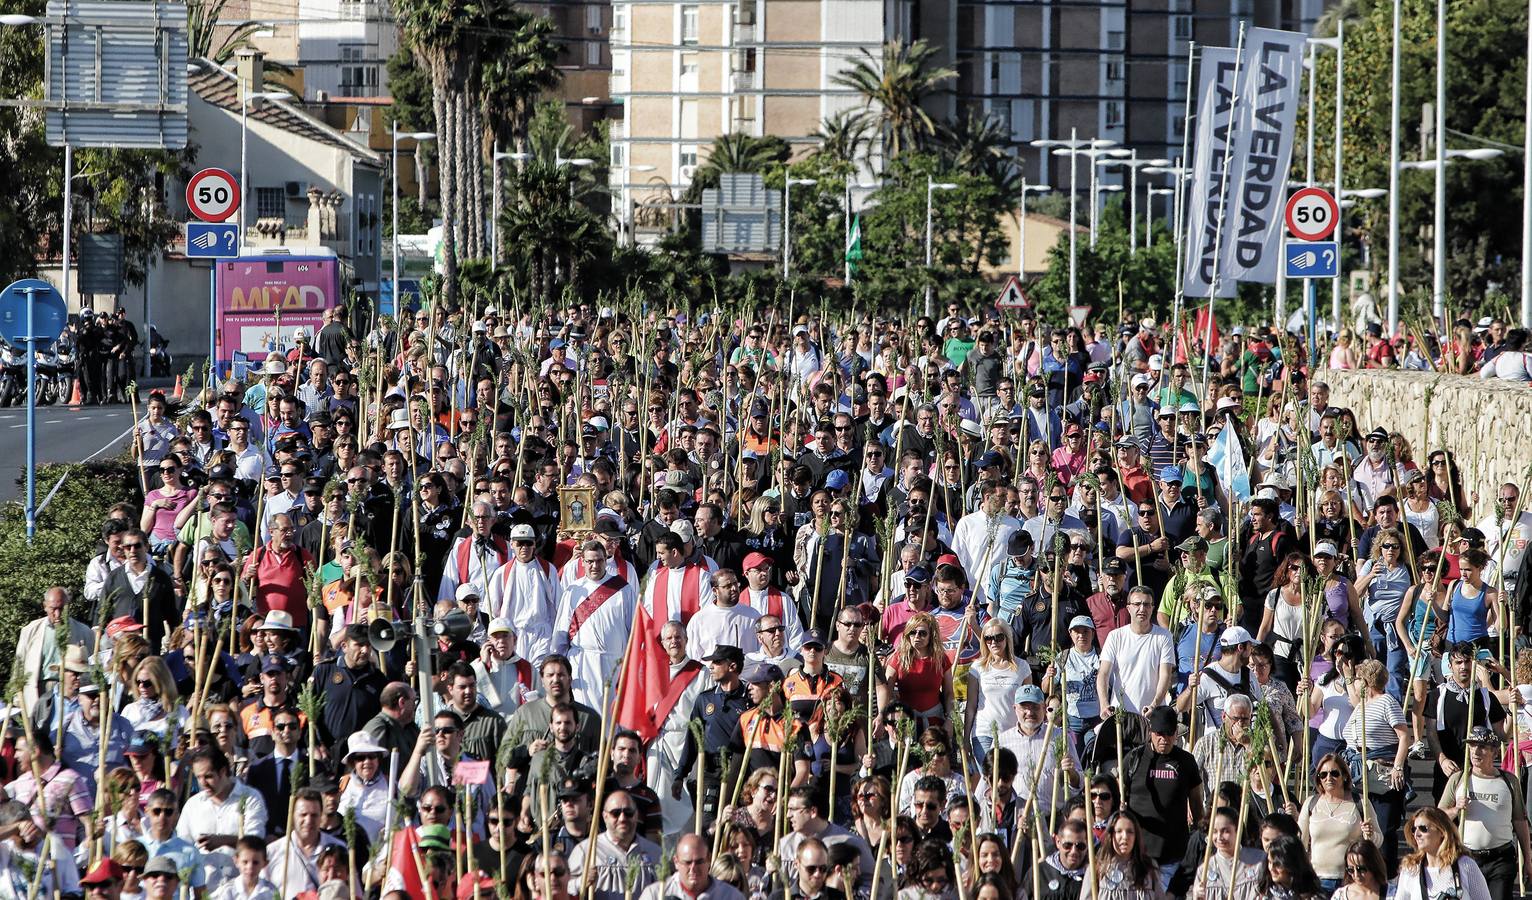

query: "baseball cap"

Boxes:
[509, 523, 536, 542]
[1159, 465, 1183, 483]
[1130, 373, 1152, 389]
[742, 551, 771, 571]
[1467, 725, 1502, 746]
[142, 857, 180, 879]
[703, 645, 745, 666]
[80, 860, 124, 886]
[1176, 535, 1208, 553]
[1006, 531, 1033, 557]
[417, 824, 453, 851]
[742, 662, 784, 685]
[1218, 625, 1254, 648]
[1068, 615, 1095, 632]
[801, 629, 826, 649]
[1016, 684, 1045, 705]
[455, 583, 482, 602]
[670, 519, 696, 543]
[1101, 558, 1127, 576]
[556, 775, 593, 800]
[1313, 541, 1339, 558]
[825, 470, 851, 491]
[125, 731, 158, 757]
[976, 451, 1005, 469]
[487, 617, 513, 636]
[106, 616, 145, 638]
[260, 654, 292, 675]
[905, 565, 933, 585]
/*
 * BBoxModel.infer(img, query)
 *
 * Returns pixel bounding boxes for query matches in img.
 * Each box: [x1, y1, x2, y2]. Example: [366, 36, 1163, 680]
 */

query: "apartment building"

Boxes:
[610, 0, 888, 234]
[937, 0, 1332, 193]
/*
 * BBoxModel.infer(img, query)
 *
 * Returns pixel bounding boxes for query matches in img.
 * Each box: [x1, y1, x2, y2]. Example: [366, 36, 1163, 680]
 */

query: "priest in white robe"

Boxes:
[437, 500, 509, 603]
[485, 523, 560, 664]
[649, 621, 712, 836]
[554, 540, 640, 710]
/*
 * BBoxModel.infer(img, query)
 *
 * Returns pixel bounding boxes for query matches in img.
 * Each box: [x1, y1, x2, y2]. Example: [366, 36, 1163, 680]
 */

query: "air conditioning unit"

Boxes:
[314, 89, 329, 102]
[285, 181, 307, 198]
[678, 164, 697, 181]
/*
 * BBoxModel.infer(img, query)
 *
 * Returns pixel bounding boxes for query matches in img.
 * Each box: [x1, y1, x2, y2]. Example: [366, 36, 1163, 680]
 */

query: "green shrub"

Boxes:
[0, 461, 142, 686]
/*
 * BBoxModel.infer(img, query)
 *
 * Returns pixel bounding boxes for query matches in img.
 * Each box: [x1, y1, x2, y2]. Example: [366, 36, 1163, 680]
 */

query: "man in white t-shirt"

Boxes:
[1095, 586, 1174, 716]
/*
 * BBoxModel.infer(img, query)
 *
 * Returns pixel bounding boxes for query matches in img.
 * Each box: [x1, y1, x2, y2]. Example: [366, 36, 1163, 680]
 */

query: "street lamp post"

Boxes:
[1035, 132, 1116, 307]
[924, 175, 958, 315]
[1306, 33, 1341, 325]
[1016, 180, 1051, 282]
[491, 150, 531, 268]
[240, 88, 291, 238]
[555, 156, 595, 201]
[1146, 186, 1175, 248]
[392, 128, 435, 315]
[1387, 0, 1401, 335]
[1081, 142, 1120, 248]
[783, 176, 817, 280]
[1401, 148, 1505, 318]
[1100, 151, 1170, 254]
[1524, 0, 1532, 326]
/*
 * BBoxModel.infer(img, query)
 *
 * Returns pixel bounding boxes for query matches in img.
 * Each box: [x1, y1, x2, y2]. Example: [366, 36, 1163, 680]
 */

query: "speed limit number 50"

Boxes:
[1284, 187, 1339, 242]
[186, 168, 241, 223]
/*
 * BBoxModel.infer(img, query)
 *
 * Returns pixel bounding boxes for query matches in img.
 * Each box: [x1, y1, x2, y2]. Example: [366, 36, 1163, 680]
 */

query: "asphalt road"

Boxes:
[0, 402, 136, 505]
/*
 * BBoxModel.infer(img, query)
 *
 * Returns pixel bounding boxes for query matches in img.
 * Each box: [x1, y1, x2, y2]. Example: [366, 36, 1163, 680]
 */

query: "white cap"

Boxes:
[1131, 373, 1152, 388]
[1256, 487, 1279, 500]
[386, 408, 411, 430]
[1148, 353, 1163, 370]
[292, 327, 309, 341]
[472, 320, 487, 333]
[509, 523, 536, 542]
[670, 519, 696, 543]
[1313, 541, 1340, 558]
[1140, 317, 1157, 332]
[488, 616, 514, 636]
[1219, 625, 1254, 647]
[1216, 396, 1240, 412]
[455, 583, 482, 602]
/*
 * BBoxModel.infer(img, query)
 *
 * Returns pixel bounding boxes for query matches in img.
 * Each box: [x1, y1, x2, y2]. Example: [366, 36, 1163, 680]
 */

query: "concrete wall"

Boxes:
[1322, 368, 1532, 521]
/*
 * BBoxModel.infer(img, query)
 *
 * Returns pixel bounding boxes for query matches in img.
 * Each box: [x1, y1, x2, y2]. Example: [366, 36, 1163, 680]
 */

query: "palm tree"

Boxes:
[812, 110, 872, 164]
[937, 111, 1020, 203]
[480, 11, 562, 153]
[830, 39, 956, 159]
[681, 132, 789, 202]
[187, 0, 292, 71]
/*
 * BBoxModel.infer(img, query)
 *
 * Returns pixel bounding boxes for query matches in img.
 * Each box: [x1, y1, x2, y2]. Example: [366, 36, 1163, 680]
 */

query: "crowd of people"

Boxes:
[7, 300, 1532, 900]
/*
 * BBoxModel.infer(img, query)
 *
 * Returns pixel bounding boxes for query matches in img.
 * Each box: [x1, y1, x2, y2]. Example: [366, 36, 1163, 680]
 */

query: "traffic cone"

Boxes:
[171, 375, 183, 400]
[67, 379, 81, 407]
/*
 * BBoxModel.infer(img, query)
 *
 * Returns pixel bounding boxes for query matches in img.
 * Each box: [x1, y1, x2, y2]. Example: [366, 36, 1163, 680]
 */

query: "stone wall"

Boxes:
[1321, 368, 1532, 520]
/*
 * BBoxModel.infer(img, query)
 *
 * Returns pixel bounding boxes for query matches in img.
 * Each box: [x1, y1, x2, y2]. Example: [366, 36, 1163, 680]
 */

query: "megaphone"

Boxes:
[368, 617, 402, 653]
[431, 609, 474, 642]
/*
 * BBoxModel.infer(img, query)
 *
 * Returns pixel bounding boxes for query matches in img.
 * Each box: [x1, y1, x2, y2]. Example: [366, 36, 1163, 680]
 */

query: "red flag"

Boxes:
[387, 827, 427, 899]
[614, 605, 670, 742]
[1193, 304, 1221, 354]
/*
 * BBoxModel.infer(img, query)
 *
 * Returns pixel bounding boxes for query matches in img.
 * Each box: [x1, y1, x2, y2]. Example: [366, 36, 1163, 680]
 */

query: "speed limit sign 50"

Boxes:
[1284, 187, 1339, 242]
[186, 168, 241, 223]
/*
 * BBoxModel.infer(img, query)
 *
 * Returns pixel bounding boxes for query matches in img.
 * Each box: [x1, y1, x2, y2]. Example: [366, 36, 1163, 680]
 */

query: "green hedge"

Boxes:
[0, 461, 142, 687]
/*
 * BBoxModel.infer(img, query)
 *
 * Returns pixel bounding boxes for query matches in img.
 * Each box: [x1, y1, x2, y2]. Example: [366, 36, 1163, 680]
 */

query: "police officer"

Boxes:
[672, 644, 750, 831]
[309, 623, 387, 766]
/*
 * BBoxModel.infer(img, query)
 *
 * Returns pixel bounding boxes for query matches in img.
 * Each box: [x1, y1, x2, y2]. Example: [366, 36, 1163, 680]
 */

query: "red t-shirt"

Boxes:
[242, 544, 315, 628]
[889, 653, 950, 712]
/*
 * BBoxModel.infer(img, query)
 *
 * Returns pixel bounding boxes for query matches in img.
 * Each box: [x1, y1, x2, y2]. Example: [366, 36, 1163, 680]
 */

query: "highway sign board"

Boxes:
[0, 279, 66, 347]
[186, 222, 241, 259]
[1284, 187, 1338, 242]
[1285, 241, 1338, 278]
[186, 168, 240, 222]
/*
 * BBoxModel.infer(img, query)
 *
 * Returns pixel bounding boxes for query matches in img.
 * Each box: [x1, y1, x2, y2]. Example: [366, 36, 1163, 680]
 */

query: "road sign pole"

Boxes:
[1307, 277, 1318, 372]
[23, 286, 35, 540]
[209, 265, 217, 383]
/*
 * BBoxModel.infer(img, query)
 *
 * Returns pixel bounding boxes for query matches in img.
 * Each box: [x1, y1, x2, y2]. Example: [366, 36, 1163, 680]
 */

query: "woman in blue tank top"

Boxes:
[1445, 547, 1497, 647]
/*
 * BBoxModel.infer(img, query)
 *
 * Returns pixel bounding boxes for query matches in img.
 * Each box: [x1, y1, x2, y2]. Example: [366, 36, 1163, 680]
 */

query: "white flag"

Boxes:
[1220, 27, 1306, 284]
[1207, 422, 1251, 503]
[1180, 46, 1242, 299]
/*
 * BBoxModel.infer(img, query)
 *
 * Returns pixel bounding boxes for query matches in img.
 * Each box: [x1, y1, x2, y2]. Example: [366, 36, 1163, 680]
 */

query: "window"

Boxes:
[1106, 30, 1124, 51]
[1173, 61, 1189, 97]
[1106, 58, 1124, 83]
[340, 45, 378, 95]
[612, 50, 629, 78]
[612, 4, 628, 38]
[1105, 101, 1123, 128]
[586, 4, 602, 32]
[680, 144, 698, 168]
[586, 40, 601, 66]
[1174, 16, 1192, 39]
[611, 143, 626, 168]
[256, 187, 284, 220]
[681, 5, 699, 43]
[1173, 114, 1186, 137]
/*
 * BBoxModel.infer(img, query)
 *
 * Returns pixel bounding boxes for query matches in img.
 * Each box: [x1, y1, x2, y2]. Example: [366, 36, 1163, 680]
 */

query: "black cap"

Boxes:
[556, 775, 593, 800]
[207, 464, 236, 482]
[594, 517, 623, 536]
[1148, 706, 1180, 735]
[309, 412, 333, 427]
[343, 623, 370, 645]
[1006, 531, 1033, 557]
[801, 629, 826, 649]
[302, 476, 326, 494]
[905, 565, 933, 585]
[702, 644, 744, 666]
[1102, 558, 1126, 576]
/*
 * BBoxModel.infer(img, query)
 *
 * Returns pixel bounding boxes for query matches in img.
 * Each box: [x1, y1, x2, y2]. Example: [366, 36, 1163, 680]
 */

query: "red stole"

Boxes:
[750, 587, 785, 620]
[568, 574, 629, 639]
[651, 564, 703, 625]
[651, 659, 704, 731]
[456, 535, 508, 585]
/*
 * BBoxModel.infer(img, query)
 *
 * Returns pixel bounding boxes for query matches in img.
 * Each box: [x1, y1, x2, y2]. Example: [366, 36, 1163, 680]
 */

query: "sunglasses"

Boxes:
[803, 866, 827, 875]
[757, 626, 783, 635]
[434, 726, 459, 735]
[983, 634, 1005, 643]
[1090, 791, 1113, 800]
[274, 722, 300, 731]
[1413, 824, 1436, 834]
[606, 807, 638, 818]
[908, 629, 930, 637]
[1318, 770, 1343, 779]
[536, 868, 570, 879]
[419, 804, 447, 813]
[136, 679, 156, 688]
[1057, 841, 1085, 850]
[148, 807, 175, 816]
[838, 620, 865, 628]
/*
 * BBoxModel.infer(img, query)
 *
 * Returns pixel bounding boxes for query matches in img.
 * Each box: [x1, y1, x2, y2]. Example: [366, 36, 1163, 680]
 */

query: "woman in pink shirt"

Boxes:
[139, 456, 195, 554]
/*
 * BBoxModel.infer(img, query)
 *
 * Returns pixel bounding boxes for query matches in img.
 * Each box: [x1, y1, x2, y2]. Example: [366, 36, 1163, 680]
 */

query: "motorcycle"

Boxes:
[149, 325, 172, 377]
[0, 342, 21, 407]
[32, 348, 60, 405]
[53, 345, 74, 403]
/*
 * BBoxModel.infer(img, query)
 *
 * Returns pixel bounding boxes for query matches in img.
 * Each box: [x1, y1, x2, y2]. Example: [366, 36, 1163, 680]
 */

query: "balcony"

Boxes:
[732, 70, 757, 91]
